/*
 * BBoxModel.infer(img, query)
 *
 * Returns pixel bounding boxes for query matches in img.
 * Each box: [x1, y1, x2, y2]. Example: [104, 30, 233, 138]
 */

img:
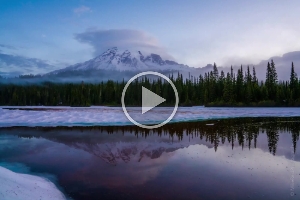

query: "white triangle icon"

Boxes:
[142, 86, 166, 114]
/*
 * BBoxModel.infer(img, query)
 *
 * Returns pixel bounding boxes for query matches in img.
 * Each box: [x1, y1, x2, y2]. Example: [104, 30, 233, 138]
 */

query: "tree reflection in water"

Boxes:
[0, 117, 300, 200]
[1, 117, 299, 156]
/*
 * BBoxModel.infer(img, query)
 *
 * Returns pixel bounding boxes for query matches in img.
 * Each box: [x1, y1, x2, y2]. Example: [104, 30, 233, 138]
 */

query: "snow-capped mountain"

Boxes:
[72, 141, 183, 165]
[0, 47, 214, 83]
[48, 47, 191, 75]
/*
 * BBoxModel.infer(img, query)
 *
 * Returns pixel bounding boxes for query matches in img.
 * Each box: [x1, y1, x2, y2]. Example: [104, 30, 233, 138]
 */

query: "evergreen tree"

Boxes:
[0, 59, 299, 107]
[252, 66, 257, 84]
[290, 62, 298, 102]
[236, 65, 244, 102]
[213, 63, 219, 80]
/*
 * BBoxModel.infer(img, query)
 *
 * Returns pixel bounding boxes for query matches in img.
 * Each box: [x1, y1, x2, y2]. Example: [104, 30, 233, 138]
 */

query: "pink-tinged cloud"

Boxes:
[74, 29, 174, 60]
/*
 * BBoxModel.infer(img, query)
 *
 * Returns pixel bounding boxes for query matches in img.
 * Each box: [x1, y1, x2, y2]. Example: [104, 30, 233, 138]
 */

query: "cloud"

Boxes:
[0, 44, 17, 50]
[0, 53, 55, 76]
[254, 51, 300, 81]
[74, 29, 173, 60]
[73, 5, 91, 15]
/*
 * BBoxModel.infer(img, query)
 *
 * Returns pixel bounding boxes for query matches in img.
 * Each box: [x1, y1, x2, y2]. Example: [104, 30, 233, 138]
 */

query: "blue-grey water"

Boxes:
[0, 118, 299, 200]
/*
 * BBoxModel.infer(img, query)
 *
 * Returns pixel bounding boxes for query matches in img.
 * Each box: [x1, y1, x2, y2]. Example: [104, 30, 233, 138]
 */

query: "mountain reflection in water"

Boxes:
[0, 117, 299, 200]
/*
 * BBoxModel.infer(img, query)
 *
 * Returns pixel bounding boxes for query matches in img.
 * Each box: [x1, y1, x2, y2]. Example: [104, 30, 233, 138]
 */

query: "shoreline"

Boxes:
[0, 116, 299, 130]
[2, 105, 300, 108]
[1, 106, 300, 128]
[0, 166, 65, 200]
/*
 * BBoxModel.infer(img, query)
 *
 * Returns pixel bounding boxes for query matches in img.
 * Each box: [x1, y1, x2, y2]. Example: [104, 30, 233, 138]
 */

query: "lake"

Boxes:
[0, 117, 299, 200]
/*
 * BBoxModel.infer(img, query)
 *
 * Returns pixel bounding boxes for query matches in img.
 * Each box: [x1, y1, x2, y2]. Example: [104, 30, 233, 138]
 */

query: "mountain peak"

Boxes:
[91, 48, 182, 70]
[100, 47, 118, 56]
[47, 47, 191, 76]
[109, 47, 118, 52]
[139, 53, 165, 66]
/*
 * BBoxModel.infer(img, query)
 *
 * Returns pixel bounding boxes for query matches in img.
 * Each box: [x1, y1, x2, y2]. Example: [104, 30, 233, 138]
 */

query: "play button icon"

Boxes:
[142, 86, 166, 114]
[121, 71, 179, 129]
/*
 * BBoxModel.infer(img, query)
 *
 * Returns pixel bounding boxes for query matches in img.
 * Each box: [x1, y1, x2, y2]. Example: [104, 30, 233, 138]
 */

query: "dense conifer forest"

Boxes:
[0, 60, 299, 106]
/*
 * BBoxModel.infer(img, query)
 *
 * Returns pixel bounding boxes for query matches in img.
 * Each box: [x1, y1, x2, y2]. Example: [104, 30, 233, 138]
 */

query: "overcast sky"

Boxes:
[1, 0, 300, 69]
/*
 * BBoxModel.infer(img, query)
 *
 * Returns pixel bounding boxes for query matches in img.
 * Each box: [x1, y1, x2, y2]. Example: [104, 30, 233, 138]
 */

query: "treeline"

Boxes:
[204, 60, 300, 106]
[0, 60, 299, 106]
[5, 117, 300, 154]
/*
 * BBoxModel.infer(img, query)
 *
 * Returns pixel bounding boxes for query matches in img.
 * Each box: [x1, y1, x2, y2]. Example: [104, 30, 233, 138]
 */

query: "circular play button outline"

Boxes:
[121, 71, 179, 129]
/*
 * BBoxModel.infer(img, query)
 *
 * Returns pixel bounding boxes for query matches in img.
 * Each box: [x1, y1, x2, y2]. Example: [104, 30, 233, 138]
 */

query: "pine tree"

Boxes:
[290, 62, 298, 102]
[213, 63, 219, 80]
[223, 72, 232, 103]
[236, 65, 244, 102]
[0, 62, 299, 107]
[252, 66, 257, 84]
[270, 60, 278, 84]
[246, 66, 252, 84]
[266, 60, 278, 100]
[245, 66, 253, 103]
[290, 62, 297, 89]
[270, 60, 278, 100]
[266, 62, 271, 89]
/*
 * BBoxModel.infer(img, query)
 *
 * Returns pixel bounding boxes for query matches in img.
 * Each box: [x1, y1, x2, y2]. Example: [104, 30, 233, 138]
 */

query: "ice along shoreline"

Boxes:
[0, 166, 66, 200]
[1, 106, 300, 127]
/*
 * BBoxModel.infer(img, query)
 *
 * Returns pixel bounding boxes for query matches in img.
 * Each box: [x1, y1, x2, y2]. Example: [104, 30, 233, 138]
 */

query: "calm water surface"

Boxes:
[0, 118, 299, 200]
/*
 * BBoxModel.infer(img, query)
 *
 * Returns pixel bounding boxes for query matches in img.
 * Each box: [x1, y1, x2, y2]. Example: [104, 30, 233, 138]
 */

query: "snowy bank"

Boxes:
[0, 166, 65, 200]
[0, 106, 300, 127]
